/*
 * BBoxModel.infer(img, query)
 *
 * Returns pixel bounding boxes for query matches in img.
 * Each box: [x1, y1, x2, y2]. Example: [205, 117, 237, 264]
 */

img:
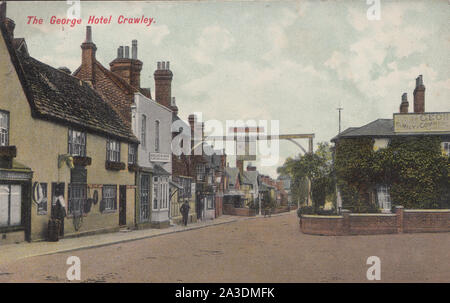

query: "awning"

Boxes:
[153, 164, 171, 176]
[224, 190, 245, 197]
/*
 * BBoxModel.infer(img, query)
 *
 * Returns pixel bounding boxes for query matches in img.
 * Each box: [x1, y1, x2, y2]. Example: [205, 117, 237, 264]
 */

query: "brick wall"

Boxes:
[348, 214, 398, 235]
[403, 210, 450, 233]
[300, 215, 345, 236]
[300, 207, 450, 236]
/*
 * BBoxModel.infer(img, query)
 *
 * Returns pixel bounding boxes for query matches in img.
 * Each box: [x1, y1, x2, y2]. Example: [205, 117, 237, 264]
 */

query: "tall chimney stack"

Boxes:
[154, 61, 173, 109]
[171, 97, 179, 115]
[132, 39, 137, 60]
[80, 26, 97, 83]
[0, 1, 6, 21]
[413, 75, 425, 113]
[399, 93, 409, 113]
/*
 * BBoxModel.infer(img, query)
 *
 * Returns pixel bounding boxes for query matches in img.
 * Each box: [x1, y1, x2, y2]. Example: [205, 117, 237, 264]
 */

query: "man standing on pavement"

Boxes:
[180, 200, 190, 226]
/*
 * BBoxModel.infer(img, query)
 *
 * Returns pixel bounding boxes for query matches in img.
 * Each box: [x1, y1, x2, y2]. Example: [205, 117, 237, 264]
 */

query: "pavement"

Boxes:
[0, 211, 293, 266]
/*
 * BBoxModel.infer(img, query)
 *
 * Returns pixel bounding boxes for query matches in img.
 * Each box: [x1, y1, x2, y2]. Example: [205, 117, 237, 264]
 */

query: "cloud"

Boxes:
[325, 3, 432, 101]
[146, 24, 170, 45]
[190, 25, 235, 65]
[262, 7, 300, 61]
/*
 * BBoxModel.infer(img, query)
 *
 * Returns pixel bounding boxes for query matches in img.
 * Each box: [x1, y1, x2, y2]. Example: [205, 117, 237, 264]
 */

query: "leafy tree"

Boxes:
[278, 142, 335, 211]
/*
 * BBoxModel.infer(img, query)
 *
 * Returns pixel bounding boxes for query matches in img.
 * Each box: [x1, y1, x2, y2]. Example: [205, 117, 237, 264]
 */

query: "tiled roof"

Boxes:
[331, 119, 394, 142]
[14, 52, 138, 143]
[225, 167, 240, 185]
[242, 171, 258, 186]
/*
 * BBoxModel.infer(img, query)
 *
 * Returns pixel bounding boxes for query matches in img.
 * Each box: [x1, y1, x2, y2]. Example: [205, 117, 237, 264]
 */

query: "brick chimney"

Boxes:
[170, 97, 178, 115]
[413, 75, 425, 113]
[109, 39, 143, 89]
[0, 1, 15, 41]
[80, 26, 97, 83]
[399, 93, 409, 113]
[154, 61, 173, 109]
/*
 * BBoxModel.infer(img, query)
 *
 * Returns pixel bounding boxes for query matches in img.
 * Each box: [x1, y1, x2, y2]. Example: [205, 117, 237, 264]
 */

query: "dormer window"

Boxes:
[0, 111, 9, 146]
[68, 129, 86, 157]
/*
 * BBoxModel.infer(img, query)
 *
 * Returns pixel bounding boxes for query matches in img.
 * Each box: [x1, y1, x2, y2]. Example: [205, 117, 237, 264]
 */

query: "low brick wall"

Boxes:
[348, 214, 398, 235]
[402, 210, 450, 233]
[300, 207, 450, 236]
[300, 215, 345, 236]
[223, 204, 256, 216]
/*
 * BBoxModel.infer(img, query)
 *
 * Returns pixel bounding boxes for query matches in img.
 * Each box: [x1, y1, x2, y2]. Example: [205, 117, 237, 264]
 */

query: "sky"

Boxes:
[7, 0, 450, 178]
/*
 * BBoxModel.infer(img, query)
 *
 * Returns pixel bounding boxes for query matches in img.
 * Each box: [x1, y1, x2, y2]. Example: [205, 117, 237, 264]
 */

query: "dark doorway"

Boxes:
[119, 185, 127, 226]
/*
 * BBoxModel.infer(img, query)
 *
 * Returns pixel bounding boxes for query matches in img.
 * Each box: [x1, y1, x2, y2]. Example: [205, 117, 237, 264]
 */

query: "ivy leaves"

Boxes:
[335, 136, 449, 211]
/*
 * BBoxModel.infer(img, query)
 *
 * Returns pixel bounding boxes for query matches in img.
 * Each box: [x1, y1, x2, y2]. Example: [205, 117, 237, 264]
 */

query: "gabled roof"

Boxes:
[225, 167, 240, 186]
[242, 171, 258, 186]
[1, 24, 138, 143]
[331, 119, 394, 142]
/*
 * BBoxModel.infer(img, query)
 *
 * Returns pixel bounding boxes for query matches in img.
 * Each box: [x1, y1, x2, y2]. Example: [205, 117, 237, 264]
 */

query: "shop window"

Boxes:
[68, 183, 86, 216]
[0, 184, 21, 227]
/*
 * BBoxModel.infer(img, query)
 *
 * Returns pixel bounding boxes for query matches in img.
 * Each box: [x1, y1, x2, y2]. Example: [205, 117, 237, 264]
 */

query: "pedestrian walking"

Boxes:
[180, 200, 190, 226]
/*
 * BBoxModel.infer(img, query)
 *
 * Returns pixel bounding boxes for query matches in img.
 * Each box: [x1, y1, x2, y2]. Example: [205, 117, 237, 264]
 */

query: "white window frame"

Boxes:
[152, 176, 169, 210]
[128, 144, 137, 164]
[102, 185, 117, 212]
[376, 185, 392, 211]
[0, 111, 9, 147]
[106, 139, 121, 162]
[68, 129, 87, 157]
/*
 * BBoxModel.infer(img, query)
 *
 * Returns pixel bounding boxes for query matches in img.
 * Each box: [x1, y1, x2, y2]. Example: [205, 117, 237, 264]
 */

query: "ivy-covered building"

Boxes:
[332, 75, 450, 213]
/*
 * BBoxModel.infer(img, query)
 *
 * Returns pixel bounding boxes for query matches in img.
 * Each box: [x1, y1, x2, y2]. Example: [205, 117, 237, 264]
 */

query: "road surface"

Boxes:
[0, 212, 448, 282]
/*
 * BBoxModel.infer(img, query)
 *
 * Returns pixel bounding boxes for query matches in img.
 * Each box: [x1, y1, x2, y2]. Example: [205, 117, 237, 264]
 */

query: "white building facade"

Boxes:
[132, 92, 172, 228]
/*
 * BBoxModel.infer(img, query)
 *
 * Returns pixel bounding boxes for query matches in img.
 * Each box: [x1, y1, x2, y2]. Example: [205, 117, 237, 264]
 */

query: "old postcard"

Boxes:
[0, 0, 448, 293]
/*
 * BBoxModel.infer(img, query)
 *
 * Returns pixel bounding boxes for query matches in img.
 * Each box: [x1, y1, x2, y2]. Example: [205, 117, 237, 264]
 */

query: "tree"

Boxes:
[278, 142, 335, 211]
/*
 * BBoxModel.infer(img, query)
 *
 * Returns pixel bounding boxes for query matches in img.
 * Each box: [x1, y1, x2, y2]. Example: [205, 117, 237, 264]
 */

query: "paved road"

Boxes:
[0, 212, 449, 282]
